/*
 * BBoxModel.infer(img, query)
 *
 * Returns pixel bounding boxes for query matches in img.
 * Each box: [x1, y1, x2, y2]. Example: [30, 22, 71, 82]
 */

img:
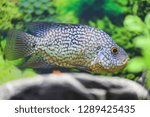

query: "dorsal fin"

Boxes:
[26, 22, 68, 37]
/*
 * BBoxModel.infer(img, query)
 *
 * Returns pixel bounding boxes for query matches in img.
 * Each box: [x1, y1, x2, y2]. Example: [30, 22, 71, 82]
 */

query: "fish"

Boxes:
[4, 22, 129, 73]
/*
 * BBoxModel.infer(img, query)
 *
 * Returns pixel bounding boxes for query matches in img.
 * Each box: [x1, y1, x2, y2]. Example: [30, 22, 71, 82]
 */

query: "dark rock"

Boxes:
[0, 73, 149, 100]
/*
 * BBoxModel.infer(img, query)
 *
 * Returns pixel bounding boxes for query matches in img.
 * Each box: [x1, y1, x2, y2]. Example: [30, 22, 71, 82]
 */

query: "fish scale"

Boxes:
[5, 23, 129, 73]
[36, 25, 106, 68]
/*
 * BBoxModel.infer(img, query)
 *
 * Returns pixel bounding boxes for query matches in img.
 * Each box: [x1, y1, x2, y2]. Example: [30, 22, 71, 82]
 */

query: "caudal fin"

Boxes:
[4, 30, 37, 60]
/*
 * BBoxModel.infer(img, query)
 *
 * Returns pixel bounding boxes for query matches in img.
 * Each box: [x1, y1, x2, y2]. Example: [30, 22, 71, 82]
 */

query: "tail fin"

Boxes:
[4, 30, 37, 60]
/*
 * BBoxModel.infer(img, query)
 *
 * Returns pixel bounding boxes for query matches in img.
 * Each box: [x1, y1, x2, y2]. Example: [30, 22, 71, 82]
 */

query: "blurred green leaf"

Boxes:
[70, 68, 80, 72]
[132, 2, 138, 15]
[19, 0, 56, 22]
[34, 2, 41, 8]
[103, 0, 128, 15]
[89, 21, 96, 27]
[126, 73, 135, 79]
[35, 9, 43, 15]
[143, 48, 150, 69]
[116, 0, 128, 5]
[23, 69, 36, 77]
[145, 13, 150, 29]
[127, 57, 145, 73]
[124, 15, 145, 33]
[146, 70, 150, 89]
[1, 39, 6, 50]
[24, 14, 32, 22]
[97, 20, 105, 29]
[0, 0, 21, 31]
[133, 36, 148, 48]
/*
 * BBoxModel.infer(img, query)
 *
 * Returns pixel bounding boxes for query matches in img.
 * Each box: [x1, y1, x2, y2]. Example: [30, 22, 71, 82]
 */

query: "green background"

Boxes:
[0, 0, 150, 89]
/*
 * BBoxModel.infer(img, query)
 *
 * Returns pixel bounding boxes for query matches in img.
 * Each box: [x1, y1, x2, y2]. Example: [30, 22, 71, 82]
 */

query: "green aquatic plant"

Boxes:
[0, 0, 37, 85]
[53, 0, 129, 24]
[124, 13, 150, 88]
[102, 0, 128, 15]
[0, 40, 36, 85]
[53, 0, 82, 23]
[18, 0, 56, 22]
[0, 0, 20, 31]
[128, 0, 150, 19]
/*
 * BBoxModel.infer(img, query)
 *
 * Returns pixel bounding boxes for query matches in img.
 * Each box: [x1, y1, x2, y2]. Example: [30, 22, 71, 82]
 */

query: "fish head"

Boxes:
[91, 43, 129, 73]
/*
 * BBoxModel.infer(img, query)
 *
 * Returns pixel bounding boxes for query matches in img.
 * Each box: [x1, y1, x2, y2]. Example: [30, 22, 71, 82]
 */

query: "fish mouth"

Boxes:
[116, 57, 129, 66]
[106, 57, 130, 73]
[122, 57, 130, 65]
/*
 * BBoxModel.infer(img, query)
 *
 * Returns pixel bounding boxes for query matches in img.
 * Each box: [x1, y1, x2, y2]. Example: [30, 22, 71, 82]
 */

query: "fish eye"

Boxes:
[111, 47, 118, 54]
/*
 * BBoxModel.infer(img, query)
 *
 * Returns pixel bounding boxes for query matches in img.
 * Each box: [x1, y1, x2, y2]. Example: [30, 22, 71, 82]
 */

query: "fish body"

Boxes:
[5, 23, 129, 73]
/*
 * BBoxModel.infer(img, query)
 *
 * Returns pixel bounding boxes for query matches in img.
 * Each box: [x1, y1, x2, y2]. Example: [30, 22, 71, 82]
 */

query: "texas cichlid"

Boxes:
[4, 23, 129, 73]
